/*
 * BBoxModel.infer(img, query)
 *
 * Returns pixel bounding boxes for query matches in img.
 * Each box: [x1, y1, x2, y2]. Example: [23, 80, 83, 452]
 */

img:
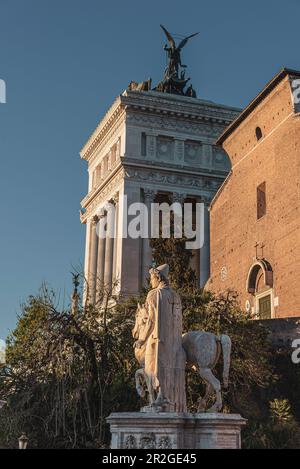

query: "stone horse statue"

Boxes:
[133, 303, 231, 413]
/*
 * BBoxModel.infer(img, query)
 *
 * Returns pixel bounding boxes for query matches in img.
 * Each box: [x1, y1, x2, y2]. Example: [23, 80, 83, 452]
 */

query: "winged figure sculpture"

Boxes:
[160, 24, 199, 76]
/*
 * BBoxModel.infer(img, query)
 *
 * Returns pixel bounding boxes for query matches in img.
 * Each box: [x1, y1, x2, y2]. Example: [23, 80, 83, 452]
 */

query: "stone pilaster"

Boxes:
[200, 198, 211, 288]
[146, 133, 157, 160]
[174, 139, 185, 165]
[202, 143, 213, 169]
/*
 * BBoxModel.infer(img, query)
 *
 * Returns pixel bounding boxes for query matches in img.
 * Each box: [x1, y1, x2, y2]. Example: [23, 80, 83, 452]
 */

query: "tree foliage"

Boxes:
[0, 285, 139, 448]
[150, 216, 197, 290]
[1, 230, 299, 448]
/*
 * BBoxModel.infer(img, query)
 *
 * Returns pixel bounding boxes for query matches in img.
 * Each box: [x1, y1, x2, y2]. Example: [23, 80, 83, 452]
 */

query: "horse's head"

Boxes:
[132, 303, 147, 339]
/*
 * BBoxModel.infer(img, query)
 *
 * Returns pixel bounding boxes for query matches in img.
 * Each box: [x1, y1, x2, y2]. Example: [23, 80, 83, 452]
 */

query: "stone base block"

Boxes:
[107, 412, 246, 449]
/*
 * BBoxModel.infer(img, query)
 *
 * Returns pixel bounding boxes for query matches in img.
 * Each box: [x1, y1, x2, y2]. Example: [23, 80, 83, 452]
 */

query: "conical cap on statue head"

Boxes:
[150, 264, 169, 279]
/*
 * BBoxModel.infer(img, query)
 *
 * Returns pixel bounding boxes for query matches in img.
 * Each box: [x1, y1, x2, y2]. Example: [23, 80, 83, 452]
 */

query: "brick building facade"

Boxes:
[208, 69, 300, 319]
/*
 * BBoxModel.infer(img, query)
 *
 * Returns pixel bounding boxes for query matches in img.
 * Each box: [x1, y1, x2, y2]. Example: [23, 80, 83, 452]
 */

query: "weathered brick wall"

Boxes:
[208, 76, 300, 318]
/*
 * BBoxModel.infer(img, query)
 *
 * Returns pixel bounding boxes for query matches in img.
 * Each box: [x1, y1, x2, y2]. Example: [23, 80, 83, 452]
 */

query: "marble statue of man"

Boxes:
[143, 264, 187, 412]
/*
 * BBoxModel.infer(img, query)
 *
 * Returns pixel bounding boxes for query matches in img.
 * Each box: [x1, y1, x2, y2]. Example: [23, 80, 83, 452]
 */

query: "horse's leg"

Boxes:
[197, 380, 213, 412]
[198, 368, 222, 413]
[135, 369, 146, 398]
[146, 375, 155, 405]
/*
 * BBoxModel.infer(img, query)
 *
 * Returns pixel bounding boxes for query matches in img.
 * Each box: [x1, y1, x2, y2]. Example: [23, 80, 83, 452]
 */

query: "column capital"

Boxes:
[201, 196, 212, 207]
[144, 189, 156, 203]
[172, 192, 187, 204]
[108, 192, 119, 206]
[113, 192, 119, 205]
[91, 214, 99, 225]
[99, 213, 106, 220]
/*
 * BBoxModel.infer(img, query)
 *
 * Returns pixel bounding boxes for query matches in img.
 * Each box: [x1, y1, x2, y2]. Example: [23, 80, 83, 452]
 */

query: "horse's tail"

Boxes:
[219, 335, 231, 389]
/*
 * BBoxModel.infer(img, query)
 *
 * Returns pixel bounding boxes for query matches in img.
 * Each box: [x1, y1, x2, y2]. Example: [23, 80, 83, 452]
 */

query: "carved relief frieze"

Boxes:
[122, 433, 173, 450]
[184, 140, 203, 165]
[139, 433, 156, 450]
[124, 435, 137, 449]
[124, 167, 222, 194]
[126, 112, 225, 139]
[158, 436, 172, 449]
[156, 136, 174, 161]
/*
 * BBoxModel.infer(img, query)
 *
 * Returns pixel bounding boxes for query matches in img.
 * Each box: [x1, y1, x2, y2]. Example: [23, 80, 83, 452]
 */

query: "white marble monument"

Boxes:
[108, 264, 246, 450]
[80, 90, 240, 301]
[83, 27, 245, 448]
[107, 412, 246, 450]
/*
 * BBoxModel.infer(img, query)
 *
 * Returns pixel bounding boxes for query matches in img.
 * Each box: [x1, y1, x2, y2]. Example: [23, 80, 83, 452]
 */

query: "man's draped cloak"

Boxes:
[144, 282, 187, 412]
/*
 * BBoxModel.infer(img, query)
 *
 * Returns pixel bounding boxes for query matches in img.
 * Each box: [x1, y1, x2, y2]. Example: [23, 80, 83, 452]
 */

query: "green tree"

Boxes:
[0, 283, 139, 449]
[150, 213, 197, 290]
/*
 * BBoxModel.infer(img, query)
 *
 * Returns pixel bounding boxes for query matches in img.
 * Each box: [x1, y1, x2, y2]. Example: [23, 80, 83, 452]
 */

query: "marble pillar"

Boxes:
[172, 192, 186, 242]
[104, 199, 116, 291]
[172, 192, 186, 206]
[96, 212, 107, 299]
[88, 215, 99, 304]
[112, 193, 120, 291]
[142, 189, 156, 286]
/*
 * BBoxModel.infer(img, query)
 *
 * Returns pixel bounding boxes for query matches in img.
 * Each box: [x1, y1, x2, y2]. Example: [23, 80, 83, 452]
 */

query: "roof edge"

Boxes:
[216, 68, 300, 146]
[209, 170, 233, 210]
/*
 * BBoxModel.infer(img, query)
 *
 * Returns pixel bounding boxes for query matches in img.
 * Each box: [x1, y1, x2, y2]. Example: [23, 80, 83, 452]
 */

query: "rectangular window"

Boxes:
[257, 182, 266, 219]
[141, 132, 147, 157]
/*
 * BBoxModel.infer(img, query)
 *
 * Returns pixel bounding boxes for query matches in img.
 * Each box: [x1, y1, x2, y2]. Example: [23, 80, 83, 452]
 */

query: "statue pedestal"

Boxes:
[107, 412, 246, 450]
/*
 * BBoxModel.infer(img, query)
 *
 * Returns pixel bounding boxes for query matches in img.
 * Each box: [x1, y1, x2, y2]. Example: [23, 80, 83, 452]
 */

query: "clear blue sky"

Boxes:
[0, 0, 299, 340]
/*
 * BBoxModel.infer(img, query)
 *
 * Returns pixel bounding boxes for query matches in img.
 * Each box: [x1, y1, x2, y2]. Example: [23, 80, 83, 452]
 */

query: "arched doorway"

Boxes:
[246, 260, 274, 319]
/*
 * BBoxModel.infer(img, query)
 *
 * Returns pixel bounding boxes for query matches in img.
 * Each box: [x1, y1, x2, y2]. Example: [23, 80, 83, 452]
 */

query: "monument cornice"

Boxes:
[80, 90, 241, 162]
[122, 90, 240, 125]
[80, 96, 125, 162]
[88, 115, 124, 167]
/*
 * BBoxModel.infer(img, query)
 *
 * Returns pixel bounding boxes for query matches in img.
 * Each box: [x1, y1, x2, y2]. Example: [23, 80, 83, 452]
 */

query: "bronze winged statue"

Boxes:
[128, 25, 200, 97]
[160, 25, 199, 77]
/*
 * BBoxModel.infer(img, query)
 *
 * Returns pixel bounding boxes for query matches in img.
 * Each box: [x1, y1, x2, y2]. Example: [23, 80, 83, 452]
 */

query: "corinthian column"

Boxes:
[104, 198, 116, 292]
[142, 189, 156, 286]
[112, 192, 120, 289]
[96, 211, 107, 298]
[172, 192, 187, 205]
[172, 192, 186, 240]
[88, 215, 99, 304]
